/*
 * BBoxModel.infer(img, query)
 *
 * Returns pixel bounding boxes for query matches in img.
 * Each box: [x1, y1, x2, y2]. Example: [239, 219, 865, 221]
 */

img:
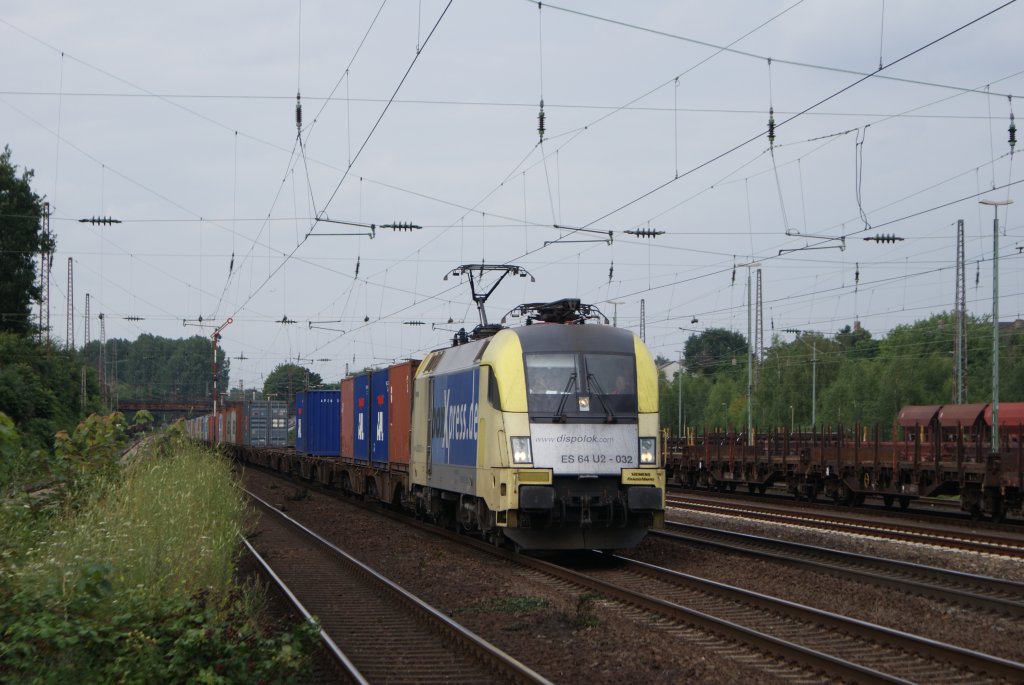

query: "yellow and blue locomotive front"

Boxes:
[410, 323, 664, 551]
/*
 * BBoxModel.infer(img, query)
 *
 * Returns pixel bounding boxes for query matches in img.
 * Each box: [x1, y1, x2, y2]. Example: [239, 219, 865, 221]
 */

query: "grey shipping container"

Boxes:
[246, 399, 290, 447]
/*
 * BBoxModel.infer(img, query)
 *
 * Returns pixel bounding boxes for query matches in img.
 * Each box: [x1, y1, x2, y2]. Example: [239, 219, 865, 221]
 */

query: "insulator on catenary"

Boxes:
[1009, 111, 1017, 152]
[537, 99, 546, 142]
[608, 262, 614, 283]
[767, 107, 776, 146]
[863, 233, 903, 243]
[296, 92, 303, 130]
[625, 228, 665, 238]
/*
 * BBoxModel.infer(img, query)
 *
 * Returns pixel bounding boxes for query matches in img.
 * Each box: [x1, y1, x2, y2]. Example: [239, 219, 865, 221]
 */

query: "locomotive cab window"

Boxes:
[584, 353, 638, 414]
[525, 351, 638, 418]
[525, 353, 578, 412]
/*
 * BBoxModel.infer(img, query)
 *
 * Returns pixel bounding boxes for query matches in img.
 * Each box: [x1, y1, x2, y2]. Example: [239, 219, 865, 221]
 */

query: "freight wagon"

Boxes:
[664, 401, 1024, 521]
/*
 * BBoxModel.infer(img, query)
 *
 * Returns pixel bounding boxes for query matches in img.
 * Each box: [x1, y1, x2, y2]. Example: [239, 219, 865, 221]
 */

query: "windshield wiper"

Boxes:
[586, 373, 617, 423]
[552, 372, 577, 423]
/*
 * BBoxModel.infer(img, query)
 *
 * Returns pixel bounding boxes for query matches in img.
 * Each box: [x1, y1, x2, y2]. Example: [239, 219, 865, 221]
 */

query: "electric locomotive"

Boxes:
[409, 299, 665, 550]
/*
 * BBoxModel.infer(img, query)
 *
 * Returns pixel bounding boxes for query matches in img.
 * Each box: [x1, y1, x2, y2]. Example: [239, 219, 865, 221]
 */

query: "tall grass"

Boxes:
[0, 433, 316, 684]
[13, 436, 245, 611]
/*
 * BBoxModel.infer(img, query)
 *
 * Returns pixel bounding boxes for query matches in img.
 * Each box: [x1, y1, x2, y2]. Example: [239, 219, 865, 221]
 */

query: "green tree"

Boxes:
[82, 334, 227, 401]
[752, 332, 837, 429]
[0, 332, 93, 449]
[707, 375, 743, 429]
[263, 363, 321, 409]
[835, 324, 879, 359]
[683, 328, 747, 377]
[0, 146, 51, 336]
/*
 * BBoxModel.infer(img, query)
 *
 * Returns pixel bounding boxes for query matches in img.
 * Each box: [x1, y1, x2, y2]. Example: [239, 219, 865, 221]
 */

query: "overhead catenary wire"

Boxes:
[229, 0, 454, 321]
[523, 1, 1018, 100]
[5, 5, 1022, 379]
[561, 1, 1019, 239]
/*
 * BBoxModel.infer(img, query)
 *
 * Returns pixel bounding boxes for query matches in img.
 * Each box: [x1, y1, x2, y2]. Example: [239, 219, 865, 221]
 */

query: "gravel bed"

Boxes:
[239, 468, 1024, 682]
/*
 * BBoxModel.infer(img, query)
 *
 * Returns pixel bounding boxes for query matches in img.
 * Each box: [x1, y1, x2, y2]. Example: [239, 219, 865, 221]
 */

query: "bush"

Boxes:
[0, 578, 318, 684]
[0, 434, 318, 683]
[132, 409, 154, 432]
[0, 411, 28, 487]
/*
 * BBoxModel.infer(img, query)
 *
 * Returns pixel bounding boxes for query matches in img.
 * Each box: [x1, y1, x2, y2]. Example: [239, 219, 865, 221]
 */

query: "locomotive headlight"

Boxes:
[511, 436, 533, 465]
[639, 437, 657, 466]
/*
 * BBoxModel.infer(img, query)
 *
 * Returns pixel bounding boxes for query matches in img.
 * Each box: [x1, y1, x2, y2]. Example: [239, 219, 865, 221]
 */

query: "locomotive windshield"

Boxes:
[525, 352, 637, 418]
[526, 353, 577, 406]
[584, 353, 635, 396]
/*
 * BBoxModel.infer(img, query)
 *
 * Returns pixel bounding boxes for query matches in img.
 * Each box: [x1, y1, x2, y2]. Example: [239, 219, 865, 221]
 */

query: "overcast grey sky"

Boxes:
[2, 1, 1022, 389]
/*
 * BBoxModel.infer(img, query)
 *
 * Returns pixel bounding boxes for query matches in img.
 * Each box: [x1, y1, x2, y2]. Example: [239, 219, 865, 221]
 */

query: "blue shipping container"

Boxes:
[352, 374, 371, 462]
[295, 389, 341, 456]
[370, 371, 389, 464]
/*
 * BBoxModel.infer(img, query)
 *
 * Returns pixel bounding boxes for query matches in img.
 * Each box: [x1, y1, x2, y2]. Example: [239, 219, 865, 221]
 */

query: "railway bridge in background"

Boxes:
[116, 399, 213, 416]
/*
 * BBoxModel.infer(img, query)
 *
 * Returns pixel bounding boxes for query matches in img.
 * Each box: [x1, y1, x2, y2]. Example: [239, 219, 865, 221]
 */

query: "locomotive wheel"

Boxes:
[882, 495, 894, 508]
[747, 483, 757, 495]
[898, 496, 911, 510]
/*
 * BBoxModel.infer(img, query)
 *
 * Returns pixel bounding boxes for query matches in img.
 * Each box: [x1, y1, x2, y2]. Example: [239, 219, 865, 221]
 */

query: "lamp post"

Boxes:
[980, 198, 1013, 455]
[744, 262, 761, 445]
[677, 325, 704, 437]
[606, 300, 624, 327]
[676, 351, 684, 437]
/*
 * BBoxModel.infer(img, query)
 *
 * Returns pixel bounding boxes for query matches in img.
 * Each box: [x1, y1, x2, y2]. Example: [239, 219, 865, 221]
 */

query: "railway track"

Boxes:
[242, 465, 1024, 682]
[668, 485, 1021, 529]
[244, 491, 552, 685]
[668, 494, 1024, 559]
[655, 523, 1024, 617]
[343, 501, 1024, 682]
[567, 552, 1024, 684]
[457, 542, 1024, 684]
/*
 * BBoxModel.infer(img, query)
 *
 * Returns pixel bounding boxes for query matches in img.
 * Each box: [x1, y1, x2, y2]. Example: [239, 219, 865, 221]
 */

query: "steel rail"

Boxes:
[245, 490, 554, 685]
[240, 536, 370, 685]
[241, 463, 1024, 682]
[606, 554, 1024, 683]
[656, 523, 1024, 617]
[243, 467, 879, 682]
[668, 495, 1024, 558]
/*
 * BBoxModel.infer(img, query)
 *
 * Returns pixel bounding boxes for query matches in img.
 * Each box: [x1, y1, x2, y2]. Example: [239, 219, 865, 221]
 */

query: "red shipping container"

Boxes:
[387, 360, 420, 466]
[223, 403, 245, 445]
[340, 376, 355, 460]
